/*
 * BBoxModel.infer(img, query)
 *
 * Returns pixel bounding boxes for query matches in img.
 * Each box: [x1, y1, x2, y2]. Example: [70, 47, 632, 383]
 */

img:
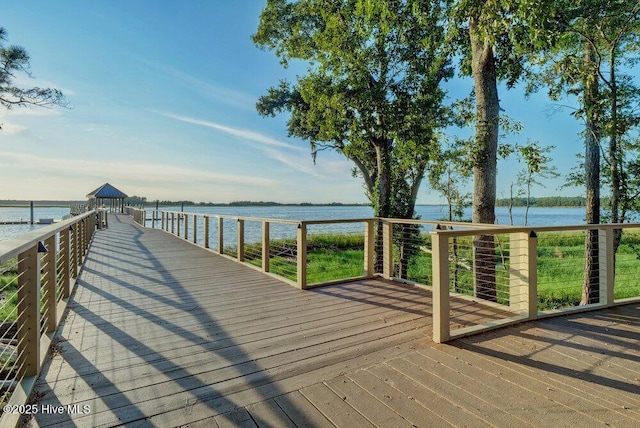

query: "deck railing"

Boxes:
[127, 208, 640, 343]
[0, 209, 104, 425]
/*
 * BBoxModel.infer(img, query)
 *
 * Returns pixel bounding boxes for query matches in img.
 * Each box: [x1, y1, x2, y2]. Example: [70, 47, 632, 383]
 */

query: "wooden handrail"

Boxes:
[1, 209, 102, 427]
[126, 208, 640, 344]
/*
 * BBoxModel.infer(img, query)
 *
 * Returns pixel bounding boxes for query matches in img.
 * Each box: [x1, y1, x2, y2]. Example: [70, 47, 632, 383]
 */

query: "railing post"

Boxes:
[193, 214, 198, 244]
[297, 222, 307, 289]
[218, 217, 224, 254]
[431, 231, 450, 343]
[60, 227, 71, 298]
[237, 219, 245, 262]
[17, 245, 41, 377]
[364, 219, 375, 278]
[382, 220, 393, 279]
[171, 212, 175, 234]
[599, 228, 615, 305]
[42, 235, 57, 333]
[183, 213, 188, 239]
[204, 216, 210, 249]
[262, 221, 270, 273]
[509, 231, 538, 319]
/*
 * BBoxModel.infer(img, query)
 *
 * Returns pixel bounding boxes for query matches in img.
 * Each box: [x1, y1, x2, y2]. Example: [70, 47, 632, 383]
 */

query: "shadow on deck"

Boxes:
[24, 215, 640, 427]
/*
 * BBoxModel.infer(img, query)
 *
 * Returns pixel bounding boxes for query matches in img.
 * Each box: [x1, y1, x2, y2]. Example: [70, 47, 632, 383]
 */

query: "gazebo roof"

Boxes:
[87, 183, 128, 199]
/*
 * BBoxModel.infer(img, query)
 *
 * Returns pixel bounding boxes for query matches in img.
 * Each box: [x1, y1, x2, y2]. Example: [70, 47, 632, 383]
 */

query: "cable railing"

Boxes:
[127, 208, 640, 344]
[0, 209, 103, 426]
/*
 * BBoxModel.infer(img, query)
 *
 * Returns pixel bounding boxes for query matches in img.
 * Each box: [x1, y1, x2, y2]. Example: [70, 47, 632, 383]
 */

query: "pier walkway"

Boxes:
[25, 214, 640, 427]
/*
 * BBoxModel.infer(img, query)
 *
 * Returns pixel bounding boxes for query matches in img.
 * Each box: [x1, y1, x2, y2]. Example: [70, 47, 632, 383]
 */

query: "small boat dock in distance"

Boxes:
[21, 213, 640, 427]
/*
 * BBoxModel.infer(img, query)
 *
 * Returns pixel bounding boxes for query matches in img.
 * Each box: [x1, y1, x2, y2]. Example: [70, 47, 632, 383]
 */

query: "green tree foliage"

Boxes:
[0, 27, 66, 123]
[447, 0, 555, 301]
[527, 0, 640, 304]
[253, 0, 452, 221]
[429, 145, 472, 222]
[515, 142, 559, 226]
[496, 196, 588, 207]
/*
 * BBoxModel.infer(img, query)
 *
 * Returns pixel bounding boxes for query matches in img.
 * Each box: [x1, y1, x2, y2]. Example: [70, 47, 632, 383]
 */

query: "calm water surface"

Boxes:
[165, 205, 586, 226]
[150, 205, 589, 245]
[0, 205, 587, 243]
[0, 207, 70, 242]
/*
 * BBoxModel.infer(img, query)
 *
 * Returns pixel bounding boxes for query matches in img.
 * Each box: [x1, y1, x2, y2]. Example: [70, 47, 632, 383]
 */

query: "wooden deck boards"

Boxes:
[24, 214, 640, 427]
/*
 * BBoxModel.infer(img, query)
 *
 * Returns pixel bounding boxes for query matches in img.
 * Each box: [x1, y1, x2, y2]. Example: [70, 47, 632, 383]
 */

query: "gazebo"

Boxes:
[87, 183, 128, 213]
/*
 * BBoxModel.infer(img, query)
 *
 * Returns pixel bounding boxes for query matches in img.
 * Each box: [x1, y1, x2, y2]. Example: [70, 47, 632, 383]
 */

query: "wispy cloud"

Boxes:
[83, 124, 113, 136]
[154, 110, 355, 179]
[0, 151, 275, 187]
[154, 110, 303, 151]
[137, 58, 255, 110]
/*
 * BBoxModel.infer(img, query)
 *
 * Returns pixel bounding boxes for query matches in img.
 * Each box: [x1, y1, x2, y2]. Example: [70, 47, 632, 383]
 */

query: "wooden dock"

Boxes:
[25, 214, 640, 427]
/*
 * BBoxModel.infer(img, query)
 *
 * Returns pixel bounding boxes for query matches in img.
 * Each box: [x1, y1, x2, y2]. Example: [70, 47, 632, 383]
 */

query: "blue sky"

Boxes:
[1, 1, 586, 204]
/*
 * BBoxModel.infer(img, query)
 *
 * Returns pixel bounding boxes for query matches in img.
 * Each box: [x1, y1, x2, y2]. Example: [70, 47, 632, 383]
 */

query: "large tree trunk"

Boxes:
[470, 18, 499, 302]
[374, 139, 393, 273]
[582, 42, 601, 305]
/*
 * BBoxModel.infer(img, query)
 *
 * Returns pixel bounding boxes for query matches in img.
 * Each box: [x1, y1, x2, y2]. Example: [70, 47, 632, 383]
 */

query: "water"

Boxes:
[0, 206, 70, 242]
[0, 204, 588, 242]
[148, 205, 589, 245]
[162, 204, 586, 226]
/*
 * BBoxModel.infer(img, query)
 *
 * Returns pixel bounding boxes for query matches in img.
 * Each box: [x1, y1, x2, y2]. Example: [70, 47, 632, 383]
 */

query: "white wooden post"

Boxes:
[509, 231, 538, 319]
[17, 245, 41, 377]
[297, 222, 307, 289]
[382, 220, 393, 279]
[431, 231, 450, 343]
[237, 219, 245, 262]
[262, 221, 270, 272]
[364, 219, 375, 278]
[598, 228, 615, 305]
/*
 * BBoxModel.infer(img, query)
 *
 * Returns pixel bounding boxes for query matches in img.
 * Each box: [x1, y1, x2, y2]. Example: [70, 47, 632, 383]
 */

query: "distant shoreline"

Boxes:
[0, 200, 84, 208]
[1, 199, 588, 209]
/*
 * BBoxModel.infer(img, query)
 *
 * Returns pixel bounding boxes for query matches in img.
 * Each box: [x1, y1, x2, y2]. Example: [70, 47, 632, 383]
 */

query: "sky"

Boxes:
[1, 1, 591, 204]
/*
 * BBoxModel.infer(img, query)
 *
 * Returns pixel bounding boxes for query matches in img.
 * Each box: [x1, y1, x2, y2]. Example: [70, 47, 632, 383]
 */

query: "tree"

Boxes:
[0, 27, 66, 123]
[429, 144, 472, 292]
[253, 0, 452, 272]
[529, 1, 640, 304]
[516, 141, 559, 226]
[429, 145, 472, 223]
[448, 0, 552, 301]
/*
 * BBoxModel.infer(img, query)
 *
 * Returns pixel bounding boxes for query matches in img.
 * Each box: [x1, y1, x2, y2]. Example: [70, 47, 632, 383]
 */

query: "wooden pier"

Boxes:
[22, 214, 640, 427]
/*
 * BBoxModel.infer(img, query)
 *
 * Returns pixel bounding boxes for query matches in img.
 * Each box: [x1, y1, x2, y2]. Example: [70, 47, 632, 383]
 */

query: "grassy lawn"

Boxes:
[237, 229, 640, 311]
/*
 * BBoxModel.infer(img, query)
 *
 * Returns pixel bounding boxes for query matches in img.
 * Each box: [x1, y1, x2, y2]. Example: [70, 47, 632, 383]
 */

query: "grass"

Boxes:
[237, 229, 640, 311]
